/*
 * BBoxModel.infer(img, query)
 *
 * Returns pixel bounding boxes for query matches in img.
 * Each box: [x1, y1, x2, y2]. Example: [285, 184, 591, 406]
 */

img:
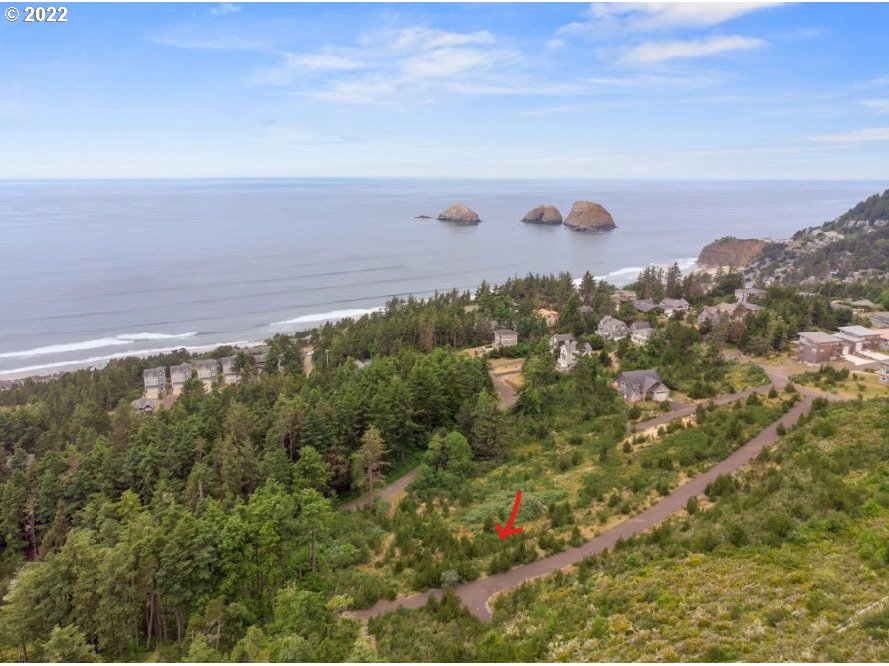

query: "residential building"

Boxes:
[142, 367, 167, 399]
[131, 397, 160, 413]
[660, 297, 690, 316]
[879, 362, 889, 385]
[612, 369, 670, 403]
[697, 305, 721, 327]
[221, 356, 239, 385]
[549, 333, 575, 351]
[629, 320, 653, 345]
[834, 325, 883, 354]
[193, 359, 219, 391]
[537, 308, 559, 327]
[493, 328, 518, 347]
[169, 363, 192, 396]
[798, 332, 844, 365]
[734, 287, 767, 303]
[869, 312, 889, 327]
[634, 299, 660, 314]
[850, 299, 875, 311]
[598, 315, 629, 341]
[557, 339, 593, 371]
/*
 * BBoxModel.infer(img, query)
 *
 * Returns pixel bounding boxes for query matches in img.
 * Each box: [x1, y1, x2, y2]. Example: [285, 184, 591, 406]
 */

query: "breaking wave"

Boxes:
[0, 331, 198, 360]
[271, 307, 383, 326]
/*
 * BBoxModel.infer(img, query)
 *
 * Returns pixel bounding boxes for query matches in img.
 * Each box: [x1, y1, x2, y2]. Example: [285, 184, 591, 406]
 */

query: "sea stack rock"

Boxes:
[437, 203, 480, 224]
[564, 201, 616, 231]
[522, 204, 562, 225]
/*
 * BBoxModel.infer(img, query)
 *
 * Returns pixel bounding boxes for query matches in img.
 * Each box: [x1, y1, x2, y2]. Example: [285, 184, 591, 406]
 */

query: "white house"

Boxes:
[142, 367, 167, 399]
[598, 315, 629, 341]
[169, 363, 192, 396]
[493, 328, 518, 347]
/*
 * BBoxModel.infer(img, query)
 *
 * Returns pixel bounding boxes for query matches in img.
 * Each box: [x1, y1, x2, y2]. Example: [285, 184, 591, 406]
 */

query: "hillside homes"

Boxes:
[613, 369, 670, 403]
[598, 315, 629, 341]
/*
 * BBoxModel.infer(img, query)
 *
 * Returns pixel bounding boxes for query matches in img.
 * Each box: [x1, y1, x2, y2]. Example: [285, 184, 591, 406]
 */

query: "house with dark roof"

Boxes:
[597, 315, 629, 341]
[549, 333, 575, 351]
[634, 299, 660, 314]
[613, 369, 670, 403]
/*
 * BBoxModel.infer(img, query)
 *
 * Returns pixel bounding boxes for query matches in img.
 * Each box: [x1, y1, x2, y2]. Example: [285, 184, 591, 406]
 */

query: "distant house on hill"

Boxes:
[220, 356, 239, 385]
[869, 312, 889, 327]
[193, 359, 219, 391]
[611, 290, 636, 305]
[660, 298, 690, 316]
[798, 332, 844, 365]
[634, 299, 660, 314]
[557, 339, 592, 371]
[629, 320, 653, 345]
[142, 367, 167, 399]
[613, 369, 670, 403]
[169, 363, 192, 396]
[598, 315, 629, 341]
[537, 308, 559, 327]
[735, 286, 767, 303]
[493, 328, 518, 347]
[697, 305, 721, 327]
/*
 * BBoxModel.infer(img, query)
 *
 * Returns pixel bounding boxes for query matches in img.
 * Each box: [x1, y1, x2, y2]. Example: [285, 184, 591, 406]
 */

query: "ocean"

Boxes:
[0, 178, 882, 378]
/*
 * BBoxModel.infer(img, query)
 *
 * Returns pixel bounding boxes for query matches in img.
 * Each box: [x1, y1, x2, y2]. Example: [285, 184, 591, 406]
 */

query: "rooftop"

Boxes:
[799, 331, 840, 343]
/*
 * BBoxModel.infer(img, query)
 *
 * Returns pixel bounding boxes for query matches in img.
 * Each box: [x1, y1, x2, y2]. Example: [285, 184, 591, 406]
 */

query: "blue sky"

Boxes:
[2, 2, 889, 179]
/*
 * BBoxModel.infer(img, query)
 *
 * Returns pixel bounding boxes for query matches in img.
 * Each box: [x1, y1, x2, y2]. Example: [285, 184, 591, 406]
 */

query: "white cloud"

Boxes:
[389, 27, 495, 51]
[860, 99, 889, 114]
[545, 39, 566, 50]
[286, 53, 364, 71]
[210, 3, 240, 17]
[622, 35, 766, 64]
[812, 127, 889, 144]
[562, 2, 783, 35]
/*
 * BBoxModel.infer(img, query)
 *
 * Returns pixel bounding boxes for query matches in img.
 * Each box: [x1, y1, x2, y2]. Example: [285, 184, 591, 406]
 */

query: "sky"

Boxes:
[2, 1, 889, 179]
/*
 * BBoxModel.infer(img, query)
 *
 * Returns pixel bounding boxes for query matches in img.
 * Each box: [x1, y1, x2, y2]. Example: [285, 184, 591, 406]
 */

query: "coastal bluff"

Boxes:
[522, 204, 562, 225]
[698, 237, 767, 267]
[437, 203, 480, 224]
[564, 201, 616, 230]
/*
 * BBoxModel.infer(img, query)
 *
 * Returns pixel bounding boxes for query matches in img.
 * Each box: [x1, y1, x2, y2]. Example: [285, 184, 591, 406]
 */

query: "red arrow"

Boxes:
[495, 489, 523, 540]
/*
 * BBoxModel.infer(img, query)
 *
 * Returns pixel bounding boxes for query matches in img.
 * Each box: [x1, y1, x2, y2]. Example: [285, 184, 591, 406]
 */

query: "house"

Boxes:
[169, 363, 192, 396]
[142, 367, 167, 399]
[798, 332, 844, 365]
[193, 359, 219, 391]
[634, 299, 660, 314]
[537, 308, 559, 327]
[659, 298, 690, 316]
[697, 305, 721, 327]
[557, 339, 593, 371]
[220, 356, 239, 385]
[598, 315, 629, 341]
[834, 325, 883, 354]
[879, 362, 889, 385]
[251, 345, 270, 373]
[629, 320, 653, 345]
[493, 328, 518, 347]
[131, 397, 160, 413]
[549, 333, 575, 351]
[869, 312, 889, 327]
[611, 289, 636, 305]
[734, 287, 767, 303]
[849, 299, 875, 311]
[613, 369, 670, 403]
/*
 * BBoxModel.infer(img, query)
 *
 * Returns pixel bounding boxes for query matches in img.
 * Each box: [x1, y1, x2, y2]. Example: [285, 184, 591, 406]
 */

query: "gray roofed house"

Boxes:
[549, 333, 575, 351]
[142, 367, 167, 399]
[597, 315, 629, 341]
[798, 331, 843, 364]
[169, 363, 192, 396]
[493, 328, 518, 347]
[220, 356, 239, 385]
[131, 397, 160, 413]
[629, 320, 653, 345]
[611, 289, 636, 304]
[869, 312, 889, 327]
[659, 298, 690, 316]
[634, 299, 661, 314]
[697, 305, 721, 327]
[192, 359, 219, 391]
[612, 369, 670, 403]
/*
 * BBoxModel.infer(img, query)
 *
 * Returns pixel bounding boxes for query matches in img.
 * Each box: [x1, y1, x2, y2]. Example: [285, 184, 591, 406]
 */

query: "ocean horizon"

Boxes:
[1, 178, 883, 378]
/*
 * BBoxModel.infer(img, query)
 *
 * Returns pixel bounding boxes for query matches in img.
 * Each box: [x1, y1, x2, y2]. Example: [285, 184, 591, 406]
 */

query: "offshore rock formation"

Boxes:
[522, 205, 562, 225]
[564, 201, 616, 231]
[437, 203, 480, 224]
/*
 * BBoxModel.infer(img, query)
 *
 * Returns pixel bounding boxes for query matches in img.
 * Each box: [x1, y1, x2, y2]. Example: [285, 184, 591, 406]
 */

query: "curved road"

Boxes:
[355, 375, 840, 622]
[342, 467, 420, 513]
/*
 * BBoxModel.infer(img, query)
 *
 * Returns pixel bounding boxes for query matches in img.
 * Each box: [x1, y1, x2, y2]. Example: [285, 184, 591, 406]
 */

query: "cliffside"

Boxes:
[698, 237, 767, 267]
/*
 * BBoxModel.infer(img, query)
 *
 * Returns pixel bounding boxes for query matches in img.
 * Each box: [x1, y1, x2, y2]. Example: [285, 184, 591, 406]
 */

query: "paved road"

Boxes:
[342, 467, 420, 513]
[491, 372, 519, 411]
[353, 389, 821, 622]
